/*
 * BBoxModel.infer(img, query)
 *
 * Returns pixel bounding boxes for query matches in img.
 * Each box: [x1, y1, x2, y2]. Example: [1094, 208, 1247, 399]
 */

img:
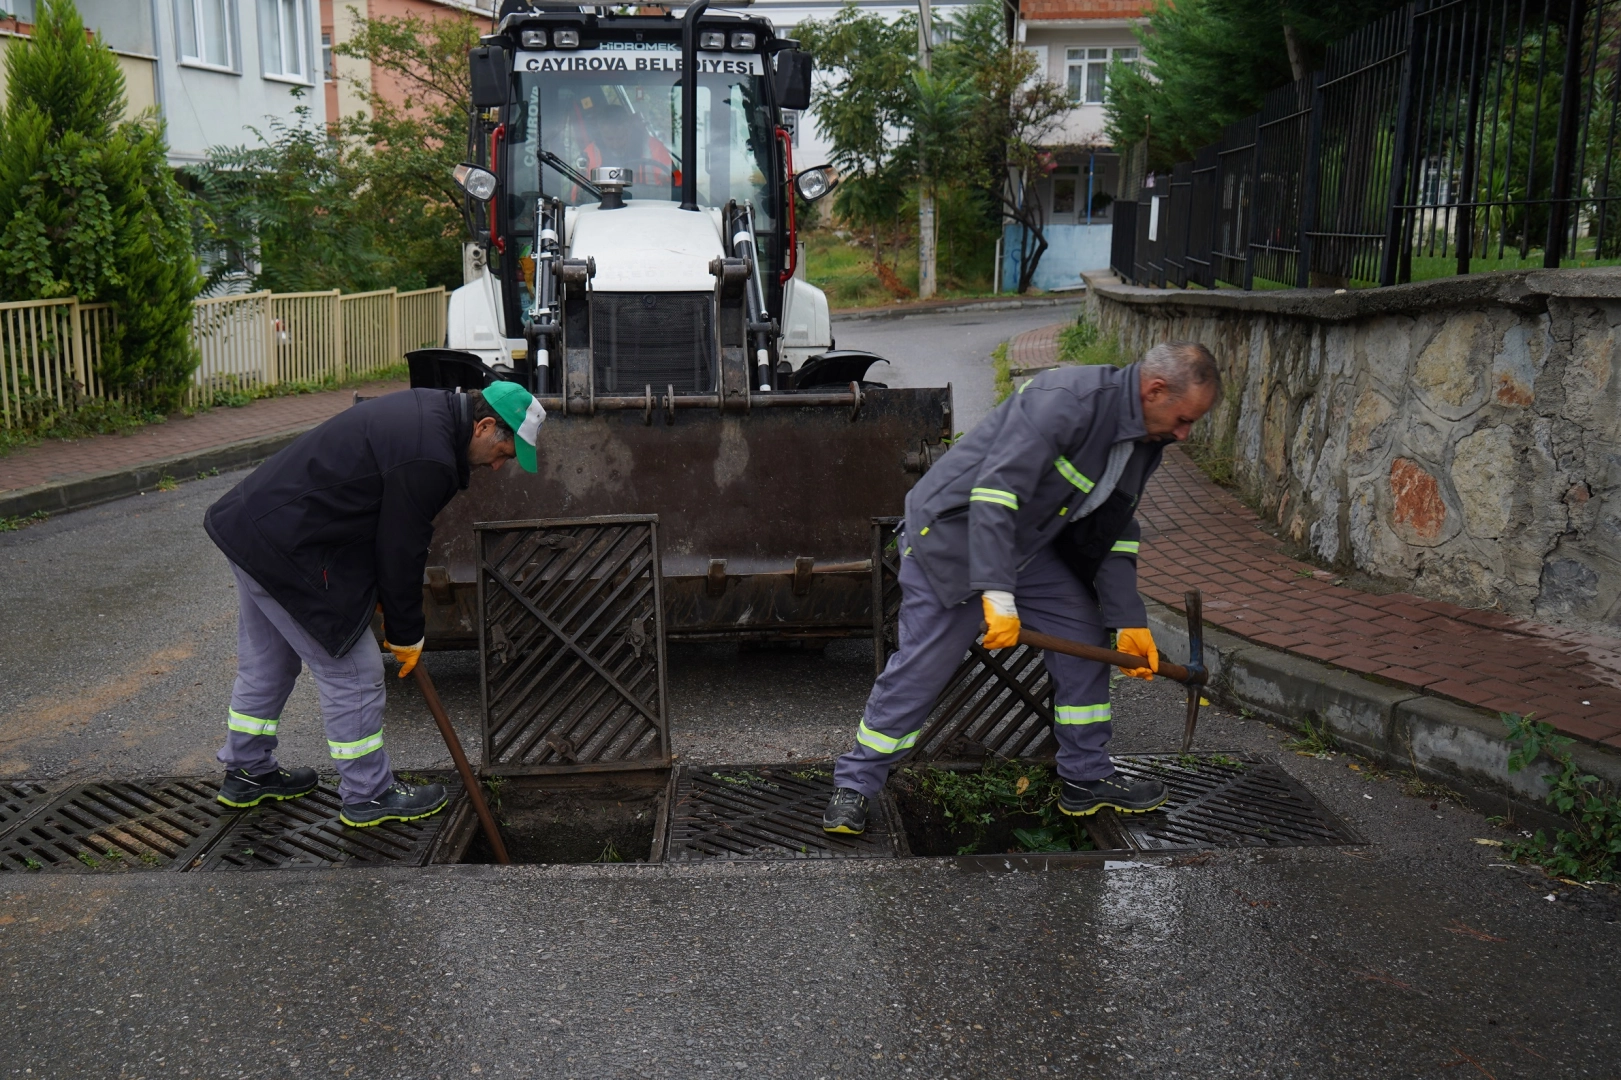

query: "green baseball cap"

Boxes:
[482, 381, 544, 473]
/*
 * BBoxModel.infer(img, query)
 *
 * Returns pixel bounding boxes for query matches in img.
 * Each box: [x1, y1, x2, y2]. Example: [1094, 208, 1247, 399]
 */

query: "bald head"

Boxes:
[1138, 341, 1220, 442]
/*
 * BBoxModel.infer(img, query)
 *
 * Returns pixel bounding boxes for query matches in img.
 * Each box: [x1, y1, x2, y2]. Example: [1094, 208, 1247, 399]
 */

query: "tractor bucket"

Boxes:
[422, 385, 954, 646]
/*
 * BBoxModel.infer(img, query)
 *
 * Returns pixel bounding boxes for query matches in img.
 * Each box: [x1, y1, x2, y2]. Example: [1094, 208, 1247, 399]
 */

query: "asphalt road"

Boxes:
[2, 303, 1618, 1078]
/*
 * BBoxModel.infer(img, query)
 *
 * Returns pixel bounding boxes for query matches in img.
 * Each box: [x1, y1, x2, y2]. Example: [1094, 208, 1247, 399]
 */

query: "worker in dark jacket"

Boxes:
[204, 383, 545, 826]
[823, 342, 1220, 835]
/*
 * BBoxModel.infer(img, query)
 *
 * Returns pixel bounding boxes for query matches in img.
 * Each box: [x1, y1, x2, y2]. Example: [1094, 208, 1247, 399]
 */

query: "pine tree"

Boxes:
[0, 0, 200, 409]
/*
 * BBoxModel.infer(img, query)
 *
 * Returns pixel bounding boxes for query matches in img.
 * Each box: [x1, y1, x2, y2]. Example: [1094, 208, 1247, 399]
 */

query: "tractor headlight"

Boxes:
[730, 32, 756, 50]
[453, 163, 499, 202]
[520, 29, 547, 48]
[552, 29, 580, 48]
[699, 31, 726, 50]
[794, 165, 839, 202]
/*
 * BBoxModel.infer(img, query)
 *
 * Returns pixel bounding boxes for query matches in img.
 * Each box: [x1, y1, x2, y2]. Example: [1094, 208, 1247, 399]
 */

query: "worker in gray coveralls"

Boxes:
[823, 342, 1221, 834]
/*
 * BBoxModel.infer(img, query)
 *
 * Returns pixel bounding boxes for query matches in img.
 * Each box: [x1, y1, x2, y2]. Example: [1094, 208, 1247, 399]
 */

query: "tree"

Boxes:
[796, 5, 919, 286]
[0, 0, 200, 408]
[1105, 0, 1406, 171]
[939, 1, 1071, 293]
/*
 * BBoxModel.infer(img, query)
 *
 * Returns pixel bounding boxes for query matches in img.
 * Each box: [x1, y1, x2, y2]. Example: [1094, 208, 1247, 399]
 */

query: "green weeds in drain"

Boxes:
[23, 857, 42, 870]
[75, 851, 100, 868]
[904, 759, 1093, 855]
[788, 767, 831, 782]
[103, 849, 123, 862]
[1284, 717, 1338, 758]
[139, 852, 160, 866]
[1176, 752, 1246, 770]
[711, 771, 777, 790]
[1501, 712, 1621, 883]
[596, 841, 624, 863]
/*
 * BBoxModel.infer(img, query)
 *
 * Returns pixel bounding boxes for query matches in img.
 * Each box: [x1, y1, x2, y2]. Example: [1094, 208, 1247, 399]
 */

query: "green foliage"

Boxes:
[0, 0, 201, 409]
[189, 9, 479, 293]
[0, 377, 164, 455]
[1105, 0, 1405, 171]
[1284, 717, 1337, 757]
[0, 510, 49, 531]
[991, 340, 1011, 403]
[907, 760, 1094, 854]
[1502, 712, 1621, 883]
[1056, 311, 1129, 368]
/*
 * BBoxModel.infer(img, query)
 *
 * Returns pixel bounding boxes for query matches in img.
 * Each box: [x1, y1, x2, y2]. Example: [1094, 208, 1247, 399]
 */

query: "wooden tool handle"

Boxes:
[1017, 628, 1200, 685]
[414, 664, 510, 865]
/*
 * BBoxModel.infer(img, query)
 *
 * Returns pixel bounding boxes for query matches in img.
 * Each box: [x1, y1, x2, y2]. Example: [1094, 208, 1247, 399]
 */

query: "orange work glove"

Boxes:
[1114, 627, 1158, 681]
[981, 591, 1021, 650]
[385, 637, 424, 678]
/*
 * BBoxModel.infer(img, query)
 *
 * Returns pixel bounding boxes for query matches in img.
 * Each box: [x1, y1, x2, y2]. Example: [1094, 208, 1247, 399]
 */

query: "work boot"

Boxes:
[217, 765, 318, 808]
[1058, 772, 1168, 816]
[822, 787, 869, 835]
[339, 780, 448, 828]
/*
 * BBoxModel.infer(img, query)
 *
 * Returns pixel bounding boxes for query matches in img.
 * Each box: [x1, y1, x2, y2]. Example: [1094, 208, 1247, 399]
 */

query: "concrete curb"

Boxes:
[0, 427, 312, 521]
[832, 294, 1085, 323]
[1143, 598, 1621, 814]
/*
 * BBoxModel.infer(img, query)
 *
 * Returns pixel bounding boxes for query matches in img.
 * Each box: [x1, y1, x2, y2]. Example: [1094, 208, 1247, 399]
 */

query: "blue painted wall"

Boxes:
[1001, 223, 1113, 293]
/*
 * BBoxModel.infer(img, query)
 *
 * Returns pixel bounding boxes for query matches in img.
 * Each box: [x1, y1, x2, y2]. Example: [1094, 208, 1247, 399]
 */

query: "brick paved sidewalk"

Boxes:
[1007, 322, 1065, 372]
[0, 378, 406, 496]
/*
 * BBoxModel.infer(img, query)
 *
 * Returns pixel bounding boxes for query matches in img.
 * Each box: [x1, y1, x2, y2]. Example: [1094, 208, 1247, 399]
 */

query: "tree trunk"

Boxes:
[1282, 16, 1308, 83]
[918, 187, 937, 298]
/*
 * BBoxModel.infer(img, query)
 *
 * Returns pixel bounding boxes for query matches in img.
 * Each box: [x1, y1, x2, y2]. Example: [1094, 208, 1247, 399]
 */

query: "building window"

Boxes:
[261, 0, 308, 81]
[177, 0, 233, 69]
[1052, 166, 1078, 217]
[1066, 46, 1139, 105]
[322, 30, 334, 81]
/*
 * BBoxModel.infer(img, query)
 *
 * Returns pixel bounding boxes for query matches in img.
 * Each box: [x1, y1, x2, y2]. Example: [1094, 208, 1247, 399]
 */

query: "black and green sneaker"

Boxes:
[1058, 773, 1168, 816]
[339, 781, 448, 828]
[822, 787, 869, 835]
[217, 766, 318, 808]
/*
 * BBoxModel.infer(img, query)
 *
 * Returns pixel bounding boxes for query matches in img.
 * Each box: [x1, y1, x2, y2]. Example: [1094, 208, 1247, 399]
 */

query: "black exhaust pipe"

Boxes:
[679, 0, 710, 211]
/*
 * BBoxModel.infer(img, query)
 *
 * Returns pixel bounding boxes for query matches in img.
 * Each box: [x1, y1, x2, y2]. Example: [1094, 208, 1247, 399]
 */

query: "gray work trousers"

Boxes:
[833, 542, 1114, 797]
[217, 562, 393, 804]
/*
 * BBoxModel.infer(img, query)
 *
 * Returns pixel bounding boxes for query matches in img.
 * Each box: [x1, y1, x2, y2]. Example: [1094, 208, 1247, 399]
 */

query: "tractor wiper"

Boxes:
[539, 150, 600, 197]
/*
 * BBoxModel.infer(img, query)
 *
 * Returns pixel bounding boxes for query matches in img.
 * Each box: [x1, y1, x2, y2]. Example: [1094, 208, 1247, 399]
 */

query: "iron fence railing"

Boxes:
[1112, 0, 1621, 290]
[0, 287, 448, 426]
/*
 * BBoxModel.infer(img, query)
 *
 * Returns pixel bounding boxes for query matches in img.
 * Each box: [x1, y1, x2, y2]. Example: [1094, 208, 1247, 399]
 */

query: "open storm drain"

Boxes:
[667, 765, 903, 860]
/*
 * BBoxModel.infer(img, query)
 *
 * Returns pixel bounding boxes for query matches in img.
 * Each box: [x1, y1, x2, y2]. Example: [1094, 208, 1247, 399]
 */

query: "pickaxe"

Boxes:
[1018, 589, 1208, 753]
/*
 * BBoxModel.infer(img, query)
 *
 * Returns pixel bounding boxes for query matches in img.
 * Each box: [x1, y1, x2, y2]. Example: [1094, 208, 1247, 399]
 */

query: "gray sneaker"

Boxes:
[340, 781, 448, 828]
[217, 766, 318, 808]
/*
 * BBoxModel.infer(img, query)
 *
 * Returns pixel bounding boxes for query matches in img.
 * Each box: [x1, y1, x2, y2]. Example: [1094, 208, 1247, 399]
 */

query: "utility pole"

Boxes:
[916, 0, 937, 298]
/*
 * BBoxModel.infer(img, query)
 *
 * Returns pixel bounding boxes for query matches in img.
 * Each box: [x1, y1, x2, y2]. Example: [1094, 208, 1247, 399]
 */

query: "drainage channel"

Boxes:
[0, 754, 1362, 873]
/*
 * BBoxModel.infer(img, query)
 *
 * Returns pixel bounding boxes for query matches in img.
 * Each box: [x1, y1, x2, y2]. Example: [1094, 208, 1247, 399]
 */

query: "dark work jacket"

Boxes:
[205, 390, 471, 657]
[902, 362, 1163, 628]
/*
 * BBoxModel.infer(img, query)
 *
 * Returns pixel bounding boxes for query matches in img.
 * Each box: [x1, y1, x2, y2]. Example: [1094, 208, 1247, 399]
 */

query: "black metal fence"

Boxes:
[1116, 0, 1621, 289]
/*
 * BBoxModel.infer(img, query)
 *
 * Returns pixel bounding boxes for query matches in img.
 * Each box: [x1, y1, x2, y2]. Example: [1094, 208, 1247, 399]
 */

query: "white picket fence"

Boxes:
[0, 286, 447, 427]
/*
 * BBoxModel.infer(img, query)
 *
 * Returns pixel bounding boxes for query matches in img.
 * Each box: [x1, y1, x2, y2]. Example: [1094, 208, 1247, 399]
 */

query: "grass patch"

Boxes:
[1055, 312, 1130, 368]
[992, 341, 1012, 403]
[804, 228, 1000, 310]
[1501, 711, 1621, 883]
[193, 362, 409, 413]
[1183, 424, 1238, 488]
[1283, 716, 1338, 758]
[0, 510, 49, 532]
[0, 393, 165, 458]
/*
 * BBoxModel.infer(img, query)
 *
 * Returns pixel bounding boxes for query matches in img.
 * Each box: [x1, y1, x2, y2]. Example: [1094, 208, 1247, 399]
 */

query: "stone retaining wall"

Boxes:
[1084, 269, 1621, 634]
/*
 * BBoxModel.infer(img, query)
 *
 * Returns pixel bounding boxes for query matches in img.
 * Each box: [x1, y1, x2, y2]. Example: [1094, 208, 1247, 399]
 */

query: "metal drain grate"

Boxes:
[0, 779, 233, 872]
[1099, 754, 1365, 850]
[197, 781, 464, 871]
[0, 780, 54, 839]
[667, 765, 902, 860]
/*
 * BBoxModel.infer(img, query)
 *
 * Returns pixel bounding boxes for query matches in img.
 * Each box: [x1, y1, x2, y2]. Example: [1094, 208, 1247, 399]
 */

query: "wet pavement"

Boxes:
[3, 304, 1619, 1077]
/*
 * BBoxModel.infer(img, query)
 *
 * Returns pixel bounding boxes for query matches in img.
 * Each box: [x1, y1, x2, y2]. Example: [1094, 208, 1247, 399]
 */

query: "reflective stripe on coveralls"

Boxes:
[227, 710, 279, 737]
[1053, 456, 1095, 493]
[969, 487, 1018, 510]
[328, 730, 386, 760]
[856, 720, 920, 754]
[1111, 540, 1140, 554]
[1055, 703, 1112, 725]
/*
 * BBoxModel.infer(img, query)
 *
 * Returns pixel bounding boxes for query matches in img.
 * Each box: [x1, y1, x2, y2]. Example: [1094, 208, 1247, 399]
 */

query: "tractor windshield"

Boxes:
[507, 48, 777, 227]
